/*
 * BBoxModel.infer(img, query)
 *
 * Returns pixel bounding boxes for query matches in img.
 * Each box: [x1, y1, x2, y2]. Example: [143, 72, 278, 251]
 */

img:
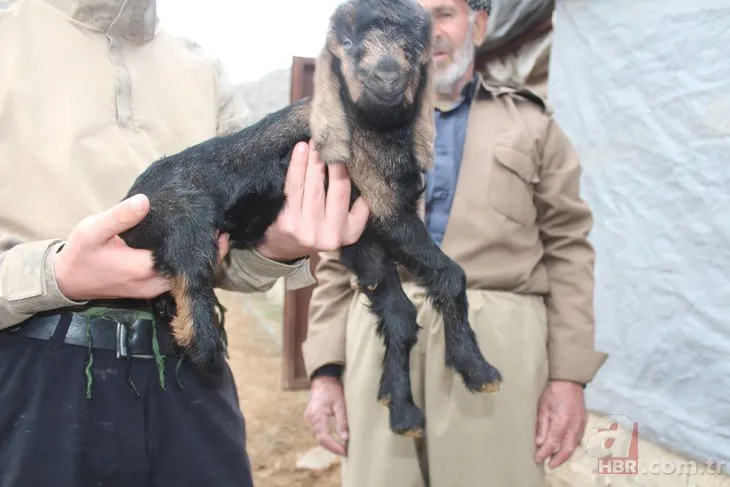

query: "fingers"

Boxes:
[80, 194, 150, 245]
[135, 276, 171, 300]
[319, 420, 346, 456]
[324, 162, 369, 248]
[548, 410, 586, 468]
[535, 426, 560, 464]
[343, 196, 370, 245]
[283, 142, 310, 216]
[535, 403, 550, 447]
[536, 414, 568, 465]
[120, 247, 161, 276]
[300, 145, 327, 235]
[274, 139, 367, 255]
[307, 405, 346, 456]
[548, 421, 583, 468]
[305, 379, 348, 457]
[332, 396, 350, 444]
[217, 233, 230, 264]
[323, 163, 351, 238]
[113, 246, 169, 292]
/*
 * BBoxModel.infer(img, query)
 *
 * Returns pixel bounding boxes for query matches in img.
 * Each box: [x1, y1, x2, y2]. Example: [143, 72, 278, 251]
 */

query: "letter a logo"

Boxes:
[584, 414, 639, 475]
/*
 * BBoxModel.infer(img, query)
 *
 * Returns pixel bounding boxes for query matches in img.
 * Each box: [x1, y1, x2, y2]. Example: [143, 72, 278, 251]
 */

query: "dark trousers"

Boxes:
[0, 320, 254, 487]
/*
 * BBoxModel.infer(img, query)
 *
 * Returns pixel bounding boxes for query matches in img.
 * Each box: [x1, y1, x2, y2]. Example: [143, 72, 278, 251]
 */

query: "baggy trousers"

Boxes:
[341, 283, 549, 487]
[0, 329, 254, 487]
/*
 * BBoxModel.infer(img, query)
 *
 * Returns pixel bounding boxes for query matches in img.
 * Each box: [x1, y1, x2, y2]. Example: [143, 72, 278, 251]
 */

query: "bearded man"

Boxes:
[302, 0, 607, 486]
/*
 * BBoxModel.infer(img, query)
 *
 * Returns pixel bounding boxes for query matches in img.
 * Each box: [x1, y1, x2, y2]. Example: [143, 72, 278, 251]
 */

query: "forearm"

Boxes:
[541, 233, 605, 383]
[302, 250, 353, 378]
[536, 119, 608, 384]
[0, 236, 86, 329]
[215, 246, 315, 293]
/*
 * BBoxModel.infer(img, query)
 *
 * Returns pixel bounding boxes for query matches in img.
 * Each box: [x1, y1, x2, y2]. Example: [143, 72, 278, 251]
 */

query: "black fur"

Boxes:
[119, 0, 501, 437]
[120, 98, 311, 371]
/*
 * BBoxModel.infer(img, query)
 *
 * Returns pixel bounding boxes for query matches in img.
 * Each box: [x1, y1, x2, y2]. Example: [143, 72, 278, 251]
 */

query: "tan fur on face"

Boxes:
[361, 30, 418, 105]
[360, 30, 410, 75]
[413, 40, 436, 172]
[310, 0, 436, 216]
[310, 41, 351, 165]
[170, 275, 194, 347]
[310, 1, 356, 165]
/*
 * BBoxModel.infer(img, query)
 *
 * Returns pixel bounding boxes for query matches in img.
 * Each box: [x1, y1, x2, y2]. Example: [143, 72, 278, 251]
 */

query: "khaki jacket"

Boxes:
[303, 74, 607, 385]
[0, 0, 314, 329]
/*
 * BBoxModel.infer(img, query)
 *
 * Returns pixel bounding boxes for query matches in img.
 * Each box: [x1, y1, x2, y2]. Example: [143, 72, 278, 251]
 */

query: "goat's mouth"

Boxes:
[365, 86, 404, 106]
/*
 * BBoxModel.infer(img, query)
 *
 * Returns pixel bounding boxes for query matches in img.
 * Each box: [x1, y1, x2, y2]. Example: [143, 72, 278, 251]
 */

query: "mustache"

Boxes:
[433, 37, 452, 55]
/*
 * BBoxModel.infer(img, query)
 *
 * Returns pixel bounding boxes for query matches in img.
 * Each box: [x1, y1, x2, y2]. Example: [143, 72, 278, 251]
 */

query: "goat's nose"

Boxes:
[374, 67, 400, 83]
[373, 58, 403, 88]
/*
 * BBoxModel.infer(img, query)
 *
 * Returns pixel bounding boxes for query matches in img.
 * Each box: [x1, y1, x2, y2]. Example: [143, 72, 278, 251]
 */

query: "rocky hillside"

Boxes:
[236, 68, 292, 123]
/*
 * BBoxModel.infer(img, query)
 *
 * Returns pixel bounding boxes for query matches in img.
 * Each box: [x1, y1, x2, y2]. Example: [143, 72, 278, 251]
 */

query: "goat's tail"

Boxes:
[169, 272, 226, 372]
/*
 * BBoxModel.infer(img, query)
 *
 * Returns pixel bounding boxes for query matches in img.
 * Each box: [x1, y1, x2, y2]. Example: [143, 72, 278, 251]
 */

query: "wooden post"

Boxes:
[282, 56, 318, 391]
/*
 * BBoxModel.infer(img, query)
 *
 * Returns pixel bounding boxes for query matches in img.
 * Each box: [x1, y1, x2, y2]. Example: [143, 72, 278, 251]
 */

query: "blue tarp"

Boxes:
[549, 0, 730, 465]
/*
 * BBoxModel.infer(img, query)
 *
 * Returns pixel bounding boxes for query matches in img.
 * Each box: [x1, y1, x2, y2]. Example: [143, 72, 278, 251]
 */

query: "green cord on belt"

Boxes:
[77, 296, 229, 398]
[77, 306, 165, 398]
[76, 306, 107, 399]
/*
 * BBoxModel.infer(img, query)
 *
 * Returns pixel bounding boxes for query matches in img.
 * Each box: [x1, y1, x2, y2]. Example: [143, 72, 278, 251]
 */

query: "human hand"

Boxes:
[216, 231, 230, 264]
[54, 194, 229, 302]
[256, 141, 370, 262]
[535, 380, 587, 469]
[304, 376, 349, 456]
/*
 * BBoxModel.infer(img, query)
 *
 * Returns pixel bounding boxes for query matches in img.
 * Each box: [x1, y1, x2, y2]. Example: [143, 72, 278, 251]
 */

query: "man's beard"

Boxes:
[433, 25, 475, 95]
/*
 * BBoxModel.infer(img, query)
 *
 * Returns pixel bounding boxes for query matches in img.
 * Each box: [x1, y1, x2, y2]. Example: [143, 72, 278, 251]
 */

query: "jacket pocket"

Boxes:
[488, 144, 539, 226]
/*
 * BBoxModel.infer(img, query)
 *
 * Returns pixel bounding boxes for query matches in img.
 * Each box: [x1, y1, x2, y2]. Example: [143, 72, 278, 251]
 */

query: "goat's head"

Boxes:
[310, 0, 436, 168]
[333, 0, 432, 124]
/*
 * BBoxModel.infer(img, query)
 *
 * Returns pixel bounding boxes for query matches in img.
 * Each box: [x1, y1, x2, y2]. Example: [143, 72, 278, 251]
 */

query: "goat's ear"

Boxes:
[310, 43, 352, 164]
[412, 45, 436, 173]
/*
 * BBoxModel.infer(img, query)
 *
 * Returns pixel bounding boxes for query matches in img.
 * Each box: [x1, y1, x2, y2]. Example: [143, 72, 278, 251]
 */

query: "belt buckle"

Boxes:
[115, 319, 155, 360]
[115, 321, 129, 359]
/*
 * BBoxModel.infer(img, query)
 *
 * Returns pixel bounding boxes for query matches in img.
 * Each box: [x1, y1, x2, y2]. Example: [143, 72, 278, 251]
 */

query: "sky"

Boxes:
[157, 0, 345, 84]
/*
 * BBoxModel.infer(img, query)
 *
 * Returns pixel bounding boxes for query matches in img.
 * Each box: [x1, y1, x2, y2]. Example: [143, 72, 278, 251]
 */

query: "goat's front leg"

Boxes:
[375, 213, 502, 394]
[340, 233, 425, 437]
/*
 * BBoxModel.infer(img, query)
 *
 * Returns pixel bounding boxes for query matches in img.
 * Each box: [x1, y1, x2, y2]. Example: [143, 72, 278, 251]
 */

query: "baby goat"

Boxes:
[120, 0, 502, 437]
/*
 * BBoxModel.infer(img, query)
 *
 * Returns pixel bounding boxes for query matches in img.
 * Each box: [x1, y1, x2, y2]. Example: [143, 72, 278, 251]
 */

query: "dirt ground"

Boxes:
[217, 289, 341, 487]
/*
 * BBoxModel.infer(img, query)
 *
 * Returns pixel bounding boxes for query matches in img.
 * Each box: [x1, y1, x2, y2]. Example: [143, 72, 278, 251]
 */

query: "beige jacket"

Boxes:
[0, 0, 314, 329]
[303, 75, 608, 385]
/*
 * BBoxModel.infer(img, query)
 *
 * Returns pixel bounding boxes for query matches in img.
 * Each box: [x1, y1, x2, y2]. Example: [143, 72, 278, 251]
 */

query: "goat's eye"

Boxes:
[342, 38, 353, 49]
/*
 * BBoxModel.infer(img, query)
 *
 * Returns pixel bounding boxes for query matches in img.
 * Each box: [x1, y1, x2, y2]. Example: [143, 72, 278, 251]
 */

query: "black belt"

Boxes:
[4, 303, 182, 359]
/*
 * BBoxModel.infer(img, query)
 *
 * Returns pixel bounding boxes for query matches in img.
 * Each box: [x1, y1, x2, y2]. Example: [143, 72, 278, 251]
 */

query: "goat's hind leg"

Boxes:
[379, 213, 502, 394]
[154, 212, 226, 372]
[340, 235, 425, 437]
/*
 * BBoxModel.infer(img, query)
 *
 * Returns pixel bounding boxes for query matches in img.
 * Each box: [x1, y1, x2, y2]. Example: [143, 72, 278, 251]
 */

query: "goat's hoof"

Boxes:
[478, 381, 501, 393]
[460, 361, 503, 394]
[389, 400, 425, 438]
[401, 427, 424, 438]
